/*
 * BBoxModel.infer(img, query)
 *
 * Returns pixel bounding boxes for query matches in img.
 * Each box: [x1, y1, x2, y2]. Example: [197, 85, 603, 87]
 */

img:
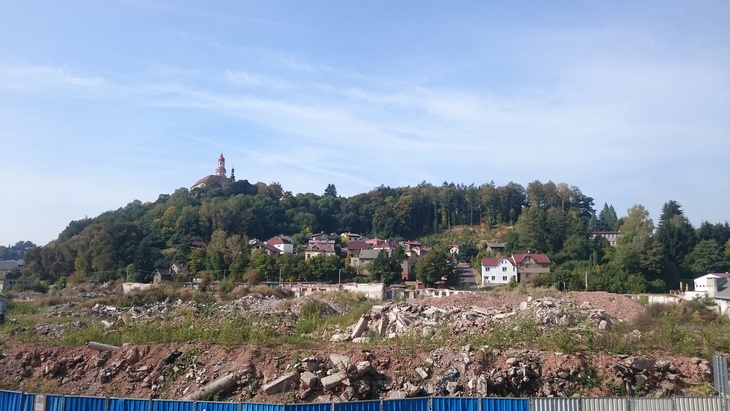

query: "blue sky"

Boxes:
[1, 1, 728, 246]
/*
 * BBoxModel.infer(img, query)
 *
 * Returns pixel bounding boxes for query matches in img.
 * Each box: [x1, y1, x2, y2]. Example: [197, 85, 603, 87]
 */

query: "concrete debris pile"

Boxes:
[3, 341, 718, 401]
[262, 352, 388, 402]
[608, 356, 712, 397]
[335, 297, 619, 343]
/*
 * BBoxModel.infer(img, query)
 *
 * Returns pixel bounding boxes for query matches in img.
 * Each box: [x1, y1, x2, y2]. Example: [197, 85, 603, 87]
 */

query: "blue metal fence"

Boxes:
[0, 390, 24, 411]
[1, 389, 728, 411]
[481, 398, 529, 411]
[45, 394, 65, 411]
[109, 397, 153, 411]
[196, 400, 240, 411]
[19, 393, 35, 411]
[286, 402, 332, 411]
[152, 399, 196, 411]
[433, 397, 479, 411]
[64, 395, 109, 411]
[334, 399, 380, 411]
[241, 402, 285, 411]
[383, 397, 429, 411]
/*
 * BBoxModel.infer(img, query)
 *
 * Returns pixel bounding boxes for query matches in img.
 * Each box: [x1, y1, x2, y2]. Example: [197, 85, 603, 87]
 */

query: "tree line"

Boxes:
[11, 178, 730, 294]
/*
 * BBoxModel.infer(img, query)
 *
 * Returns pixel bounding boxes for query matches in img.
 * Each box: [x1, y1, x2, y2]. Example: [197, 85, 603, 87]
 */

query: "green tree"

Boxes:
[305, 255, 341, 282]
[187, 248, 208, 273]
[457, 242, 478, 263]
[324, 183, 338, 198]
[656, 201, 697, 274]
[683, 239, 727, 274]
[415, 250, 458, 288]
[251, 250, 278, 282]
[368, 249, 402, 284]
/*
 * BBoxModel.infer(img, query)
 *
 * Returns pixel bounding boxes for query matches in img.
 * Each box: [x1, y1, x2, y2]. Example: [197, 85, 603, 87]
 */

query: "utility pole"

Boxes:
[585, 270, 588, 291]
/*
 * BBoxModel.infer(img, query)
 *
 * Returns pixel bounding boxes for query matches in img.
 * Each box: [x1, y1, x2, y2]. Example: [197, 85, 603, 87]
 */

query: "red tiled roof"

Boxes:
[347, 241, 370, 251]
[306, 244, 335, 253]
[267, 236, 291, 245]
[192, 174, 230, 189]
[481, 258, 502, 267]
[512, 253, 551, 264]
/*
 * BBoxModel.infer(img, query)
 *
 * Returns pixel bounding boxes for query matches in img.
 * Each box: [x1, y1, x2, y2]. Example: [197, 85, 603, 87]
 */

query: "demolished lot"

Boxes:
[0, 288, 722, 401]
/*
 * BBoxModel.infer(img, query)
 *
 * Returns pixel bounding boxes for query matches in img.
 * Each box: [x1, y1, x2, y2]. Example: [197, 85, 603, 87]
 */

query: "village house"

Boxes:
[304, 243, 337, 259]
[481, 257, 517, 285]
[340, 232, 363, 243]
[590, 231, 621, 247]
[481, 253, 551, 285]
[486, 242, 506, 254]
[686, 273, 730, 315]
[266, 235, 294, 254]
[249, 239, 280, 255]
[153, 263, 185, 284]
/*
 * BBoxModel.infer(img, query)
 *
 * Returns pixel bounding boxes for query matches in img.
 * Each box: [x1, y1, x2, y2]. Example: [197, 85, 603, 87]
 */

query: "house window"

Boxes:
[525, 263, 531, 268]
[502, 267, 507, 272]
[502, 276, 507, 281]
[485, 267, 490, 271]
[513, 267, 516, 271]
[491, 276, 495, 280]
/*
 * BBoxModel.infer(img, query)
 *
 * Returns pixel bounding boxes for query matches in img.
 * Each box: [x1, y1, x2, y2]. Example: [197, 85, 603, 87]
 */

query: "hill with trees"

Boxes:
[9, 178, 730, 294]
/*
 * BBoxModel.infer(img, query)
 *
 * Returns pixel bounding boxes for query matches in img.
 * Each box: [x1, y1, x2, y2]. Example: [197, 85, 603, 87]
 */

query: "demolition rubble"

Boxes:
[0, 290, 719, 401]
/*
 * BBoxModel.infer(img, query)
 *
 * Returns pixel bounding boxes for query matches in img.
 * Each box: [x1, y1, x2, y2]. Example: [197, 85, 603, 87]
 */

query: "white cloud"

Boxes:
[0, 64, 103, 90]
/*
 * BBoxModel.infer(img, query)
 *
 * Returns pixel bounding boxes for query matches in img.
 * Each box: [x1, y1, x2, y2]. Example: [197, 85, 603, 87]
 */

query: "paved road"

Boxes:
[457, 262, 478, 290]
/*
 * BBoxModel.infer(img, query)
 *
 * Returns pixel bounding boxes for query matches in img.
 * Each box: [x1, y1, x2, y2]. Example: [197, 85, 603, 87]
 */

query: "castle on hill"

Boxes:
[191, 153, 235, 189]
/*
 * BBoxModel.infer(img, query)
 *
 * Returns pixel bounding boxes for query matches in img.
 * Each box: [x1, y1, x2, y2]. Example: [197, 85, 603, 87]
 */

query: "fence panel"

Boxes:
[43, 394, 64, 411]
[629, 397, 673, 411]
[20, 393, 35, 411]
[673, 396, 723, 411]
[285, 403, 332, 411]
[0, 390, 24, 411]
[382, 398, 429, 411]
[433, 397, 478, 411]
[241, 402, 285, 411]
[581, 397, 628, 411]
[532, 397, 581, 411]
[151, 399, 195, 411]
[480, 398, 530, 411]
[64, 395, 108, 411]
[334, 399, 380, 411]
[196, 401, 240, 411]
[109, 397, 153, 411]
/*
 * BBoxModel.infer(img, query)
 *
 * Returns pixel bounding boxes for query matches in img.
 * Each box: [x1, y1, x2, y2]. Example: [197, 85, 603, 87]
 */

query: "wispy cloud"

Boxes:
[224, 71, 293, 89]
[0, 64, 103, 90]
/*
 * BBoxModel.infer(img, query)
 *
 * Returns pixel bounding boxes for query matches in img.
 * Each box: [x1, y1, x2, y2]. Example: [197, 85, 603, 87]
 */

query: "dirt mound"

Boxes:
[0, 290, 720, 402]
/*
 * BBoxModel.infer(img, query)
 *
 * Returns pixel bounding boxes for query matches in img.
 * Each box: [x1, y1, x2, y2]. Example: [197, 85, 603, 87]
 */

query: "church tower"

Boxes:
[191, 152, 234, 189]
[215, 153, 227, 177]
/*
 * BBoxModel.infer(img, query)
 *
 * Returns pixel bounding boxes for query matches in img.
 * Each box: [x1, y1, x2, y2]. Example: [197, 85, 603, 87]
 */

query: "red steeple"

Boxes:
[215, 152, 227, 177]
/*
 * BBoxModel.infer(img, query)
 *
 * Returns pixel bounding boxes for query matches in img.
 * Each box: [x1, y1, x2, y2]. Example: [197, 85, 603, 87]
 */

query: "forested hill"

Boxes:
[15, 179, 730, 294]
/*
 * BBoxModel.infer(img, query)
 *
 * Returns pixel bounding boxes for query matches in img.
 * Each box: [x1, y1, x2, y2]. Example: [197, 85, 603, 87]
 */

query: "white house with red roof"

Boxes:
[304, 243, 337, 259]
[481, 257, 518, 285]
[266, 236, 294, 254]
[481, 253, 551, 285]
[365, 238, 385, 246]
[249, 239, 280, 255]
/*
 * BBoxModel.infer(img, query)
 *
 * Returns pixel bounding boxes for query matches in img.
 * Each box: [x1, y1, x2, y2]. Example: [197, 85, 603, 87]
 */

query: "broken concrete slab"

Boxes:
[329, 354, 350, 370]
[300, 371, 318, 388]
[262, 371, 299, 394]
[351, 314, 369, 339]
[321, 371, 347, 391]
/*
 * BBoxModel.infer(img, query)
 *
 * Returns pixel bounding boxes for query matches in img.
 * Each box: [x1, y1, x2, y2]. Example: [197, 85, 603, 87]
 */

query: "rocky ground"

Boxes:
[0, 290, 720, 402]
